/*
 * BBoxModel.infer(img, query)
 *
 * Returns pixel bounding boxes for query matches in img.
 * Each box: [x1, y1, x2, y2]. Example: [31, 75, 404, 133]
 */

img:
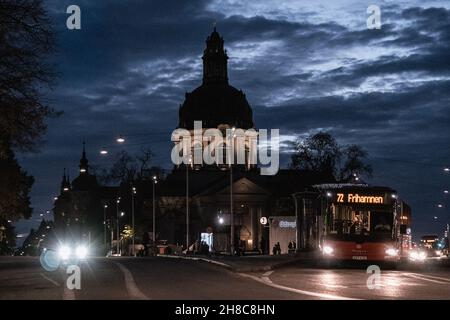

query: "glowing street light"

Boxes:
[100, 148, 108, 155]
[444, 167, 450, 172]
[444, 190, 449, 194]
[152, 176, 158, 245]
[218, 217, 224, 224]
[116, 136, 125, 143]
[438, 204, 443, 208]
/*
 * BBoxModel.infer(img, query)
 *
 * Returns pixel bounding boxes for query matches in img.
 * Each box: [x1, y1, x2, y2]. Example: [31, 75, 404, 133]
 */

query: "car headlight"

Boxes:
[435, 250, 442, 256]
[385, 248, 398, 256]
[323, 245, 334, 255]
[409, 250, 426, 261]
[75, 245, 88, 259]
[58, 245, 71, 260]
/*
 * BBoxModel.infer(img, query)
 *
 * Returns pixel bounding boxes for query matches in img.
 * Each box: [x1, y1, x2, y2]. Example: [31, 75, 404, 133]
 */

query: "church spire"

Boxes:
[60, 168, 70, 192]
[79, 141, 89, 174]
[202, 26, 228, 85]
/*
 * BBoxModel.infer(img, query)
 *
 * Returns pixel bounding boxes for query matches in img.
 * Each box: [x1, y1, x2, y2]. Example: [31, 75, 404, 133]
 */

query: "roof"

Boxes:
[178, 83, 254, 130]
[151, 168, 335, 198]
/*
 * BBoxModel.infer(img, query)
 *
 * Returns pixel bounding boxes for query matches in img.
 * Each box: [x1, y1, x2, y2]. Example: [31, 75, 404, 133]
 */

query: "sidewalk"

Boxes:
[158, 252, 318, 272]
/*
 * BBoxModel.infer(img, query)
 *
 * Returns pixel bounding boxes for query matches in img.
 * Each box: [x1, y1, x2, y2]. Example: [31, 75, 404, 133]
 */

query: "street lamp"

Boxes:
[131, 185, 136, 256]
[100, 147, 108, 155]
[444, 168, 450, 172]
[116, 197, 121, 255]
[186, 157, 192, 252]
[116, 135, 125, 143]
[229, 127, 236, 256]
[103, 204, 108, 254]
[152, 176, 158, 245]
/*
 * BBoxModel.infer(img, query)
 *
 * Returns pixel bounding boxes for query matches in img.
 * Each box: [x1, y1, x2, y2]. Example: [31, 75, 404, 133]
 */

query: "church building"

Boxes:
[52, 28, 334, 255]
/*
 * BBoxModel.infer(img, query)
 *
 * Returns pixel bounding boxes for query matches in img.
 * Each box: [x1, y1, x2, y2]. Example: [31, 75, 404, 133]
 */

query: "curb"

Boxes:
[157, 254, 313, 273]
[157, 254, 234, 270]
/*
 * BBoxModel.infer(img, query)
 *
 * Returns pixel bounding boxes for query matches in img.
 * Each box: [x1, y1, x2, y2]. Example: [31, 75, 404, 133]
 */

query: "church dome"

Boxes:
[178, 28, 254, 130]
[178, 84, 254, 130]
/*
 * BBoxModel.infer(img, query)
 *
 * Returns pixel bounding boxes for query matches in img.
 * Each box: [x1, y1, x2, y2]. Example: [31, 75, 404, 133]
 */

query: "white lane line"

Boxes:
[408, 273, 450, 282]
[58, 269, 76, 300]
[262, 271, 274, 278]
[40, 273, 60, 287]
[405, 273, 450, 284]
[113, 262, 149, 300]
[63, 285, 76, 300]
[238, 272, 358, 300]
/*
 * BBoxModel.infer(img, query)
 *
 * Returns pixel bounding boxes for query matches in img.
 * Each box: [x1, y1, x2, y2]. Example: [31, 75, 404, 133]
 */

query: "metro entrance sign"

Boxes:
[260, 217, 268, 225]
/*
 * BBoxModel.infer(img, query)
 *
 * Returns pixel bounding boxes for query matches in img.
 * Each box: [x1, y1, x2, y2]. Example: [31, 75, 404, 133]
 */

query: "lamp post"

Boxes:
[152, 176, 158, 245]
[186, 157, 192, 252]
[103, 204, 108, 255]
[116, 197, 120, 255]
[131, 185, 136, 257]
[229, 127, 236, 256]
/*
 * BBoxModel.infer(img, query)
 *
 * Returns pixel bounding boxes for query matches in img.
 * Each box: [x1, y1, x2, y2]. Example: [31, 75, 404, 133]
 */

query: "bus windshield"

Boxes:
[328, 205, 394, 241]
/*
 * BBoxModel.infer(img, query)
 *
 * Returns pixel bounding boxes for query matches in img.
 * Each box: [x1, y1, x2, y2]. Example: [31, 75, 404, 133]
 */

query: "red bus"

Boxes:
[315, 184, 409, 262]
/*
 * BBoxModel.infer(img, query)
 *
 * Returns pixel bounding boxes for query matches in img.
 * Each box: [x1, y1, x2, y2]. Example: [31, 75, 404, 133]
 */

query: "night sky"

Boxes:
[15, 0, 450, 243]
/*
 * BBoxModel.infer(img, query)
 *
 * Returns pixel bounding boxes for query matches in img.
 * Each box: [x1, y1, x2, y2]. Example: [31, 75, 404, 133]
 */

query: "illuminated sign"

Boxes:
[279, 221, 296, 228]
[336, 193, 384, 204]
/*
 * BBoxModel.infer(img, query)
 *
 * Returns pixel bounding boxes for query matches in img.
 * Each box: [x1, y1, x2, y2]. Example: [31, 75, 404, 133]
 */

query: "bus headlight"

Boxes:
[58, 245, 71, 260]
[323, 246, 334, 255]
[409, 250, 427, 261]
[385, 248, 398, 256]
[75, 245, 88, 259]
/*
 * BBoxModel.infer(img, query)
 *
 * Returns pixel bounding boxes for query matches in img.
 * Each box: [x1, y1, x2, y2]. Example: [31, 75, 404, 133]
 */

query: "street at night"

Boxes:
[1, 257, 450, 300]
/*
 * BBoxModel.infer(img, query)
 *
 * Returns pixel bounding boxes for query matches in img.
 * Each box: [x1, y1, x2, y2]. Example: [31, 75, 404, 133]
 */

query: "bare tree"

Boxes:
[0, 0, 57, 226]
[290, 132, 372, 182]
[0, 0, 58, 153]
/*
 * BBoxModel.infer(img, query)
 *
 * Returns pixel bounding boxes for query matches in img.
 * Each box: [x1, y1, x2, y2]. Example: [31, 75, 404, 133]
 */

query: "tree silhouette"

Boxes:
[0, 0, 58, 152]
[0, 0, 57, 223]
[290, 132, 372, 182]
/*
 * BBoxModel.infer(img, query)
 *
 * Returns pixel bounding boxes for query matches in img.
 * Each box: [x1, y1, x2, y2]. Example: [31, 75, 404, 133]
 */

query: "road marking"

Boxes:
[113, 262, 148, 300]
[238, 272, 358, 300]
[40, 273, 60, 287]
[58, 269, 76, 300]
[409, 273, 450, 282]
[262, 271, 274, 278]
[63, 285, 76, 300]
[405, 273, 450, 284]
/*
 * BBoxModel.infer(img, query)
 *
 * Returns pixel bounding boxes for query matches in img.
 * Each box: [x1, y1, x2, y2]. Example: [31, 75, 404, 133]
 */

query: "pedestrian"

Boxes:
[272, 244, 277, 255]
[276, 242, 281, 255]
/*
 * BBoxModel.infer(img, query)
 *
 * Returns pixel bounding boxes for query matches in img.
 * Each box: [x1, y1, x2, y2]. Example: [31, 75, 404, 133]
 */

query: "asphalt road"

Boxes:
[0, 256, 449, 300]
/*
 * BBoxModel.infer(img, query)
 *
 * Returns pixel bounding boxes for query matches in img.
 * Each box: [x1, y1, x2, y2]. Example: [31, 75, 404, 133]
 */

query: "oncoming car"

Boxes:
[57, 243, 89, 262]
